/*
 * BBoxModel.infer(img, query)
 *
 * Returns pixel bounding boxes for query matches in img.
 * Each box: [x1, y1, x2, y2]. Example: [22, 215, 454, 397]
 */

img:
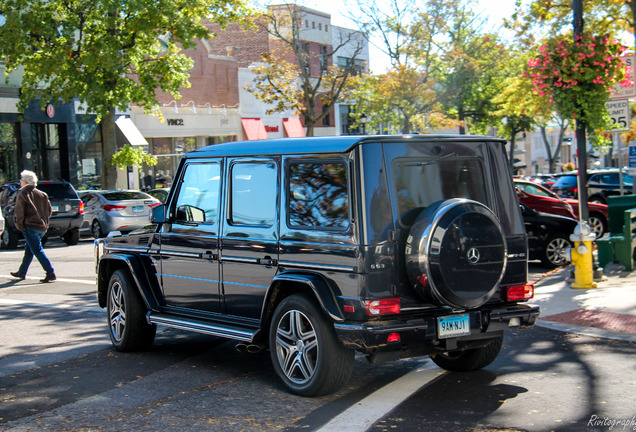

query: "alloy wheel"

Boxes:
[109, 281, 126, 342]
[546, 236, 570, 266]
[274, 309, 318, 385]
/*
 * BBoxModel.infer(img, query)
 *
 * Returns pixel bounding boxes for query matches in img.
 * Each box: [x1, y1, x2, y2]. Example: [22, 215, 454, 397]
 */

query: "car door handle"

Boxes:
[258, 256, 277, 267]
[202, 251, 218, 261]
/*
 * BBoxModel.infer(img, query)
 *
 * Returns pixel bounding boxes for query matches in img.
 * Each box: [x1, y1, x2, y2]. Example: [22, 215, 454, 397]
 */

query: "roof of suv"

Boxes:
[188, 135, 506, 158]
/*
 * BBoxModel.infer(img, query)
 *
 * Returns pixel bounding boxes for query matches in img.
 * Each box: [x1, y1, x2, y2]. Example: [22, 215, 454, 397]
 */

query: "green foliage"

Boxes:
[525, 34, 627, 140]
[0, 0, 251, 119]
[110, 144, 157, 169]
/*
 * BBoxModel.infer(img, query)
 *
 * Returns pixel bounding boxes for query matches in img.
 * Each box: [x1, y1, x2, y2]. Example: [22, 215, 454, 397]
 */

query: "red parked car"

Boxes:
[514, 179, 608, 236]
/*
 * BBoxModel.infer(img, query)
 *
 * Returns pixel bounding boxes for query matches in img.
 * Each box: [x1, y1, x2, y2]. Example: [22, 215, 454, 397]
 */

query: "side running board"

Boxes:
[147, 312, 257, 342]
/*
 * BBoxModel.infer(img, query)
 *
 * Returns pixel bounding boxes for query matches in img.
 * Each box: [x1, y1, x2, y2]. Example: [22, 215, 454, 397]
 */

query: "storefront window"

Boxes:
[29, 123, 61, 180]
[0, 123, 18, 185]
[75, 122, 103, 190]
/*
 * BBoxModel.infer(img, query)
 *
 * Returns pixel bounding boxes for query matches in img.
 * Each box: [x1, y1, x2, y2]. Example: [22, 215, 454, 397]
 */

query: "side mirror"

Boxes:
[151, 204, 166, 223]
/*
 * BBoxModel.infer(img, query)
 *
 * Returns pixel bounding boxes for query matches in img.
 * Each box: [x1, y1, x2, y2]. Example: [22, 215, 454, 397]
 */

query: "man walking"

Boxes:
[10, 170, 56, 283]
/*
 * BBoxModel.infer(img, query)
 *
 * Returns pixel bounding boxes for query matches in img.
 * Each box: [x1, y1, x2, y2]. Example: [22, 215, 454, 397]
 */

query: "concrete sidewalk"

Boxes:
[532, 262, 636, 342]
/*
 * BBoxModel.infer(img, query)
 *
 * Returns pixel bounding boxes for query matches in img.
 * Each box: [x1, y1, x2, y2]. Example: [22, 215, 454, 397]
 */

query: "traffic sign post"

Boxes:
[610, 55, 635, 100]
[606, 99, 631, 133]
[629, 145, 636, 177]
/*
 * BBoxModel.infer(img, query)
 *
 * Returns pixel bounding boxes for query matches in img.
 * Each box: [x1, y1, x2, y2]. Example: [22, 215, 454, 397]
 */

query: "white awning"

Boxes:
[115, 116, 148, 145]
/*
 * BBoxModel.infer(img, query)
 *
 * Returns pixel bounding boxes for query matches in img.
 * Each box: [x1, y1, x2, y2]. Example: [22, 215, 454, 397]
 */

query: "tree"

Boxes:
[0, 0, 250, 188]
[246, 4, 367, 136]
[508, 0, 636, 48]
[349, 0, 459, 133]
[436, 4, 512, 135]
[492, 74, 539, 173]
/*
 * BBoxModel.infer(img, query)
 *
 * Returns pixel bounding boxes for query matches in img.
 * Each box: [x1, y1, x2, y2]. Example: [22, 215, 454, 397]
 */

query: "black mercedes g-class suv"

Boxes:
[95, 135, 539, 396]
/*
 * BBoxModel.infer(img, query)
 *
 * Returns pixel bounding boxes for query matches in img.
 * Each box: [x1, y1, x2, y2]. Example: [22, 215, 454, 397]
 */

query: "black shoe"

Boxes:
[40, 273, 56, 283]
[10, 272, 25, 280]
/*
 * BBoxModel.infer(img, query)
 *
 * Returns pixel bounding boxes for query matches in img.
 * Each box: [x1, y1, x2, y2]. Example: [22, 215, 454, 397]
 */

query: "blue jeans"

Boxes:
[17, 228, 54, 276]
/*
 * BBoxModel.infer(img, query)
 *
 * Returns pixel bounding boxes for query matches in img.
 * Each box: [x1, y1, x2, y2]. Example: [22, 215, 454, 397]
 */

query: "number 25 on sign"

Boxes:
[605, 99, 630, 133]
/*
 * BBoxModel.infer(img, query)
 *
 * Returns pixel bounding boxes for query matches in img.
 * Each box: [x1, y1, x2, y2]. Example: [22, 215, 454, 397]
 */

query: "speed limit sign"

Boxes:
[606, 99, 631, 133]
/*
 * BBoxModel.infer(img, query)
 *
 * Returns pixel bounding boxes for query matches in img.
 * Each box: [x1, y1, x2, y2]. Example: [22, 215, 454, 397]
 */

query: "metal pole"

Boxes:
[617, 132, 625, 195]
[573, 0, 589, 222]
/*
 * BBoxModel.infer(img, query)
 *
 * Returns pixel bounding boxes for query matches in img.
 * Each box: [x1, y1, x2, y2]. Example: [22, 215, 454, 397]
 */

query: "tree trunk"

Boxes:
[458, 108, 466, 135]
[540, 126, 554, 173]
[101, 108, 118, 189]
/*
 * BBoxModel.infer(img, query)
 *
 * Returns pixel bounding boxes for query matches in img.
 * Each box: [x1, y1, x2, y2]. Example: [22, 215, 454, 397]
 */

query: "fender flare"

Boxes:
[97, 253, 161, 311]
[262, 271, 345, 326]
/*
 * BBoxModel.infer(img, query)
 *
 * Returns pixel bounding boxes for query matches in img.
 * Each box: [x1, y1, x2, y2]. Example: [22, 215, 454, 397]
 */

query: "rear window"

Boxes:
[102, 191, 152, 201]
[392, 157, 489, 225]
[553, 176, 578, 187]
[37, 183, 78, 199]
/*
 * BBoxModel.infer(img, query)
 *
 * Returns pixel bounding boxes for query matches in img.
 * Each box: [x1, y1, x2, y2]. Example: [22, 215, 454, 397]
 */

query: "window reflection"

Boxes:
[393, 158, 488, 224]
[288, 161, 349, 229]
[231, 162, 277, 226]
[174, 163, 221, 224]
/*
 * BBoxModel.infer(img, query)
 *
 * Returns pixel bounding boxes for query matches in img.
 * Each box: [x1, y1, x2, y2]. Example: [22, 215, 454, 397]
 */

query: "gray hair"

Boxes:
[20, 170, 38, 186]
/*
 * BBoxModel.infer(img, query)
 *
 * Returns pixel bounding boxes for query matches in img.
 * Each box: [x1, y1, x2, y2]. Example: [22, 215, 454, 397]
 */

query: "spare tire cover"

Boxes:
[405, 199, 507, 309]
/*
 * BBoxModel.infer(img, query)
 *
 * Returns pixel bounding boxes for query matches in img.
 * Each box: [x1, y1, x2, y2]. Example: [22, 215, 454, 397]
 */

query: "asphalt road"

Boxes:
[1, 238, 634, 432]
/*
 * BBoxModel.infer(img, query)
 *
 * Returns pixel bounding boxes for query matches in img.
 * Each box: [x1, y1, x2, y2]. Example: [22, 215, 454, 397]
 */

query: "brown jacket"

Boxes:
[13, 185, 52, 232]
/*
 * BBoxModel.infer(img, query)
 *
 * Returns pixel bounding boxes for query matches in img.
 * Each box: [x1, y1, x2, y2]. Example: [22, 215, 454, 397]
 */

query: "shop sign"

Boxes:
[45, 104, 55, 118]
[167, 118, 184, 126]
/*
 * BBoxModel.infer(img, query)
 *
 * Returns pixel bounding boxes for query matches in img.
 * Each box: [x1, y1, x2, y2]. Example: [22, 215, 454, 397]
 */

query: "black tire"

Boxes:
[63, 228, 80, 245]
[589, 196, 606, 205]
[1, 228, 20, 249]
[269, 294, 354, 397]
[430, 335, 503, 372]
[541, 233, 572, 268]
[92, 220, 105, 239]
[106, 269, 156, 351]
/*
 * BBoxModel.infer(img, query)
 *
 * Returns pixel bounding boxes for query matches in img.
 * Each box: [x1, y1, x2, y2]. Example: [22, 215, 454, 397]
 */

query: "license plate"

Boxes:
[437, 314, 470, 339]
[133, 206, 144, 213]
[51, 205, 59, 212]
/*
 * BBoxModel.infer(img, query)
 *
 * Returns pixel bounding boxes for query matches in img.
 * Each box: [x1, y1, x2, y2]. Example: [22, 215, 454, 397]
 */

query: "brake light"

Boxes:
[79, 200, 84, 214]
[149, 202, 162, 208]
[505, 283, 534, 301]
[566, 186, 578, 194]
[366, 298, 401, 316]
[387, 332, 401, 343]
[102, 204, 126, 211]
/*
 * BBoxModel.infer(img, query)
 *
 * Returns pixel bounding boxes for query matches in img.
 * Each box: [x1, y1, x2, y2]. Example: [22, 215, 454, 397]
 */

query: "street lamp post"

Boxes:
[360, 113, 367, 135]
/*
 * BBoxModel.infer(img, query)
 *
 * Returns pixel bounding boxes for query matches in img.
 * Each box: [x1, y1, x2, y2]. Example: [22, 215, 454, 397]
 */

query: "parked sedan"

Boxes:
[515, 179, 608, 236]
[520, 203, 577, 268]
[80, 190, 161, 238]
[147, 188, 170, 203]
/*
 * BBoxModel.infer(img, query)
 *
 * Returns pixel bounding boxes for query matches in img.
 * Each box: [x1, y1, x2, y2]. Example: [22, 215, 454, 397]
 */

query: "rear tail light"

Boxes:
[387, 332, 401, 343]
[566, 186, 578, 195]
[365, 298, 401, 316]
[505, 283, 534, 301]
[79, 200, 84, 214]
[102, 204, 126, 211]
[149, 202, 162, 208]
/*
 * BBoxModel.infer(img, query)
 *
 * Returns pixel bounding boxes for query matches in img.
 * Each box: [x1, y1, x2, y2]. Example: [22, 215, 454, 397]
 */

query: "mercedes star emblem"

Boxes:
[467, 247, 480, 264]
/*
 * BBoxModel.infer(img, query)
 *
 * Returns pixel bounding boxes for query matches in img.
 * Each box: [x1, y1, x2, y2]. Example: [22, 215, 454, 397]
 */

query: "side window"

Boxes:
[230, 161, 277, 226]
[288, 160, 349, 229]
[173, 163, 221, 224]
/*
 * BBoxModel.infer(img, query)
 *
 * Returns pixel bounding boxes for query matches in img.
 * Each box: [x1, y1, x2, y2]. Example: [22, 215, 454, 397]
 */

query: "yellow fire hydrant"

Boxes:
[566, 222, 598, 289]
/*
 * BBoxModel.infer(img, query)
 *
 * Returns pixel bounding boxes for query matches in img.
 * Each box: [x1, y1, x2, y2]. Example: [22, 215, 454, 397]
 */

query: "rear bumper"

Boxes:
[334, 304, 540, 352]
[47, 214, 84, 236]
